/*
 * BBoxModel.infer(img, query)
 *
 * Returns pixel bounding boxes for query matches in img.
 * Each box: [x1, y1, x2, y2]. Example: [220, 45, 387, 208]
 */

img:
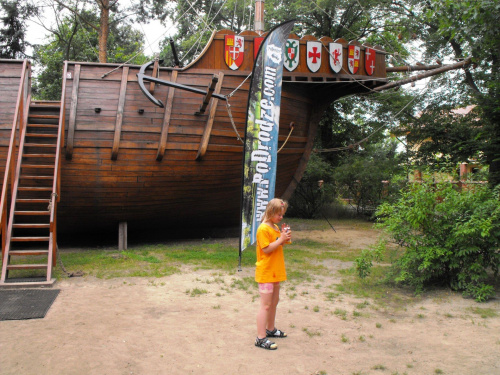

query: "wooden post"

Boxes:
[119, 222, 127, 251]
[66, 64, 81, 160]
[254, 0, 265, 32]
[111, 66, 129, 160]
[195, 75, 218, 115]
[459, 163, 469, 181]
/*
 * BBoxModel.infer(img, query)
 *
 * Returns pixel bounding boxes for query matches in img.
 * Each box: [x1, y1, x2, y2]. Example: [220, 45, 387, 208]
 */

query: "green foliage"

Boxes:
[288, 153, 335, 218]
[32, 10, 147, 100]
[359, 181, 500, 301]
[0, 0, 38, 58]
[334, 140, 406, 216]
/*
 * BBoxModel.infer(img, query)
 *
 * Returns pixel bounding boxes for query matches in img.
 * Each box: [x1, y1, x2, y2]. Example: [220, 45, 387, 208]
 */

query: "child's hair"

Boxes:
[261, 198, 288, 222]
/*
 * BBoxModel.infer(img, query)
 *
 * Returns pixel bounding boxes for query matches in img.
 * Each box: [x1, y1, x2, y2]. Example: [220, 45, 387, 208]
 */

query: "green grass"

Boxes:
[467, 307, 498, 318]
[8, 218, 382, 283]
[335, 266, 415, 309]
[51, 242, 257, 279]
[302, 327, 322, 337]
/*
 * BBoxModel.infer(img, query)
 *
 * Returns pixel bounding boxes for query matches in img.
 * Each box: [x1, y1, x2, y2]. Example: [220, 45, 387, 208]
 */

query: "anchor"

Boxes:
[137, 60, 227, 109]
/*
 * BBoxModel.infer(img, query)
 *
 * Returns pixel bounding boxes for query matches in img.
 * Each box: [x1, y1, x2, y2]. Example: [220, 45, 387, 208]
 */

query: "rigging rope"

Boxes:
[278, 123, 295, 153]
[225, 101, 244, 143]
[315, 83, 430, 153]
[101, 6, 191, 78]
[227, 71, 252, 98]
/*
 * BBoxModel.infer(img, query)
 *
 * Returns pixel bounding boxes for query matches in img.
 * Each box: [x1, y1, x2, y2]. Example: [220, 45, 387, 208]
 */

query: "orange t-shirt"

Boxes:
[255, 223, 287, 283]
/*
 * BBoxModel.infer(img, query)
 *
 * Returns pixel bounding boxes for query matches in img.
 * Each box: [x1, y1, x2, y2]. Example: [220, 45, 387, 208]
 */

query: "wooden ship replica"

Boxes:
[0, 1, 390, 286]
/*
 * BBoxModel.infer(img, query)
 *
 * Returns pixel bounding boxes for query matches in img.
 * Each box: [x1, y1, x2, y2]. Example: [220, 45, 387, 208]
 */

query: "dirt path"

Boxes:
[1, 223, 499, 375]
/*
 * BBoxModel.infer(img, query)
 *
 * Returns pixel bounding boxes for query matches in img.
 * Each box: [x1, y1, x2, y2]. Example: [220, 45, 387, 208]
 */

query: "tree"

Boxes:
[0, 0, 37, 58]
[387, 0, 500, 186]
[33, 9, 147, 100]
[334, 139, 405, 216]
[288, 153, 336, 218]
[30, 0, 172, 63]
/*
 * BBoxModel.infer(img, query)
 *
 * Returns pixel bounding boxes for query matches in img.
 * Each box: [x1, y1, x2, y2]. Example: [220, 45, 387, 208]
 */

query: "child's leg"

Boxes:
[266, 282, 280, 331]
[257, 283, 274, 339]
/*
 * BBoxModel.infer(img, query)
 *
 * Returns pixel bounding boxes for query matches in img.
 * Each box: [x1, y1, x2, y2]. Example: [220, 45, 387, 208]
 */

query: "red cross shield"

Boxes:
[306, 41, 322, 73]
[225, 35, 244, 70]
[348, 45, 360, 74]
[365, 47, 376, 75]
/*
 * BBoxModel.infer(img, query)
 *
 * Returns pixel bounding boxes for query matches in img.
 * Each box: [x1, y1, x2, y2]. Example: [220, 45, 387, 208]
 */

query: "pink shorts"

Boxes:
[258, 282, 277, 294]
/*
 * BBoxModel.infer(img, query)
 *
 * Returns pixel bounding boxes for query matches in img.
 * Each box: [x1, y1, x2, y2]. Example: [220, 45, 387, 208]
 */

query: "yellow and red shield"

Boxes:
[348, 45, 360, 74]
[225, 35, 244, 70]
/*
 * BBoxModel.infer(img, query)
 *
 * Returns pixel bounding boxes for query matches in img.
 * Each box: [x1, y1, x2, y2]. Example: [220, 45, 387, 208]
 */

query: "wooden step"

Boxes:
[16, 199, 51, 204]
[23, 154, 56, 158]
[6, 264, 48, 270]
[20, 175, 54, 180]
[18, 186, 52, 191]
[13, 223, 51, 229]
[22, 164, 55, 169]
[14, 210, 50, 215]
[26, 133, 58, 138]
[30, 102, 61, 109]
[11, 236, 50, 242]
[28, 114, 59, 119]
[24, 143, 57, 148]
[9, 250, 49, 256]
[0, 279, 56, 288]
[27, 123, 58, 129]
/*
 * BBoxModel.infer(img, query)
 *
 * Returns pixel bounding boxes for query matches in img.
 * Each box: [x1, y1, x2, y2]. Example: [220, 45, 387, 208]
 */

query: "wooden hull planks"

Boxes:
[0, 31, 388, 235]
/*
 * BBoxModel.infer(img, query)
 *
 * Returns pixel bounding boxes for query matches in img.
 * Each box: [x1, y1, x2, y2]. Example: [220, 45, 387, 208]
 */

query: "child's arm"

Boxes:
[261, 228, 291, 254]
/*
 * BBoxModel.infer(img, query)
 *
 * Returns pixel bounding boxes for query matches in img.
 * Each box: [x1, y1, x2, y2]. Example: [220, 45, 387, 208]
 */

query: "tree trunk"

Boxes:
[98, 0, 110, 63]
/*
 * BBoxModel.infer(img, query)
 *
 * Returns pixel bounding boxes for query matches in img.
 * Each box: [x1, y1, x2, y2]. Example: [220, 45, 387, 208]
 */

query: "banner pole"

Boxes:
[238, 19, 295, 270]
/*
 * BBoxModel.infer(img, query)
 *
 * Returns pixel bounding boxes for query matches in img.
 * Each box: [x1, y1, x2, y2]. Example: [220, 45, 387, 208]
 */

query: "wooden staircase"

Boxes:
[0, 101, 61, 287]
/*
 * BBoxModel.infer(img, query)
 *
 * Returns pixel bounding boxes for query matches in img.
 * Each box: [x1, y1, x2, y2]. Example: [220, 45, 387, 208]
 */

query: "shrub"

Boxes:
[334, 140, 406, 217]
[356, 181, 500, 301]
[288, 153, 335, 218]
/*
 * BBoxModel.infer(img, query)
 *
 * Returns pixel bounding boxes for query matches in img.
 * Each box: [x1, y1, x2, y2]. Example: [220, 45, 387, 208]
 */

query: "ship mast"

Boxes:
[254, 0, 265, 32]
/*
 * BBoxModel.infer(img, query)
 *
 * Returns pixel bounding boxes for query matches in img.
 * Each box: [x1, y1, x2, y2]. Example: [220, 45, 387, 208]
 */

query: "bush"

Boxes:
[288, 153, 335, 218]
[356, 181, 500, 301]
[334, 140, 406, 216]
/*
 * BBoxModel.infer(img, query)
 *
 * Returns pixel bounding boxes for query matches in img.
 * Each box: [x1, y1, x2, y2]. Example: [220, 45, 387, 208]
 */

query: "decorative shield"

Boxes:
[365, 47, 376, 75]
[284, 39, 300, 71]
[348, 45, 360, 74]
[329, 42, 343, 73]
[225, 35, 244, 70]
[254, 37, 264, 60]
[306, 41, 322, 72]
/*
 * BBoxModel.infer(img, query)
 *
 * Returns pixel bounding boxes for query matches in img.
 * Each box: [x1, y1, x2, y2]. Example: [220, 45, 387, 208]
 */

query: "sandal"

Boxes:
[266, 328, 287, 338]
[255, 337, 277, 350]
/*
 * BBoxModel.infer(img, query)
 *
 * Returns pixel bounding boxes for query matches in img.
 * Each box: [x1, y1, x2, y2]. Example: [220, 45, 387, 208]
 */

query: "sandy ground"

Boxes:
[1, 223, 499, 375]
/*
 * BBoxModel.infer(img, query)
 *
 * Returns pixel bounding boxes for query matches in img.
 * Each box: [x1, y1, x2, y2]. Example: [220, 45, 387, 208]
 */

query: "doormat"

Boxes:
[0, 289, 60, 321]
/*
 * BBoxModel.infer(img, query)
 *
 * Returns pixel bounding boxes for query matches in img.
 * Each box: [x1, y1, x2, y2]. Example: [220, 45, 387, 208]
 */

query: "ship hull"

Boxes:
[1, 31, 388, 236]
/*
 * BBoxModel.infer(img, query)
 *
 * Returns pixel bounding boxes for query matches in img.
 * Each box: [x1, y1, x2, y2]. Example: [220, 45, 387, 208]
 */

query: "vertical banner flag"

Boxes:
[239, 20, 295, 263]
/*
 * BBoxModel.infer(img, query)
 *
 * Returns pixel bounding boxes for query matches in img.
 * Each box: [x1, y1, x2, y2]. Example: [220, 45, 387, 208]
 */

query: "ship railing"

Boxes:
[0, 60, 31, 261]
[48, 61, 68, 268]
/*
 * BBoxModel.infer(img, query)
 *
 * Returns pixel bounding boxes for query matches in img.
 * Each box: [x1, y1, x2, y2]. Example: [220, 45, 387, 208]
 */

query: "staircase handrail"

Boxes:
[0, 60, 31, 260]
[48, 61, 68, 272]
